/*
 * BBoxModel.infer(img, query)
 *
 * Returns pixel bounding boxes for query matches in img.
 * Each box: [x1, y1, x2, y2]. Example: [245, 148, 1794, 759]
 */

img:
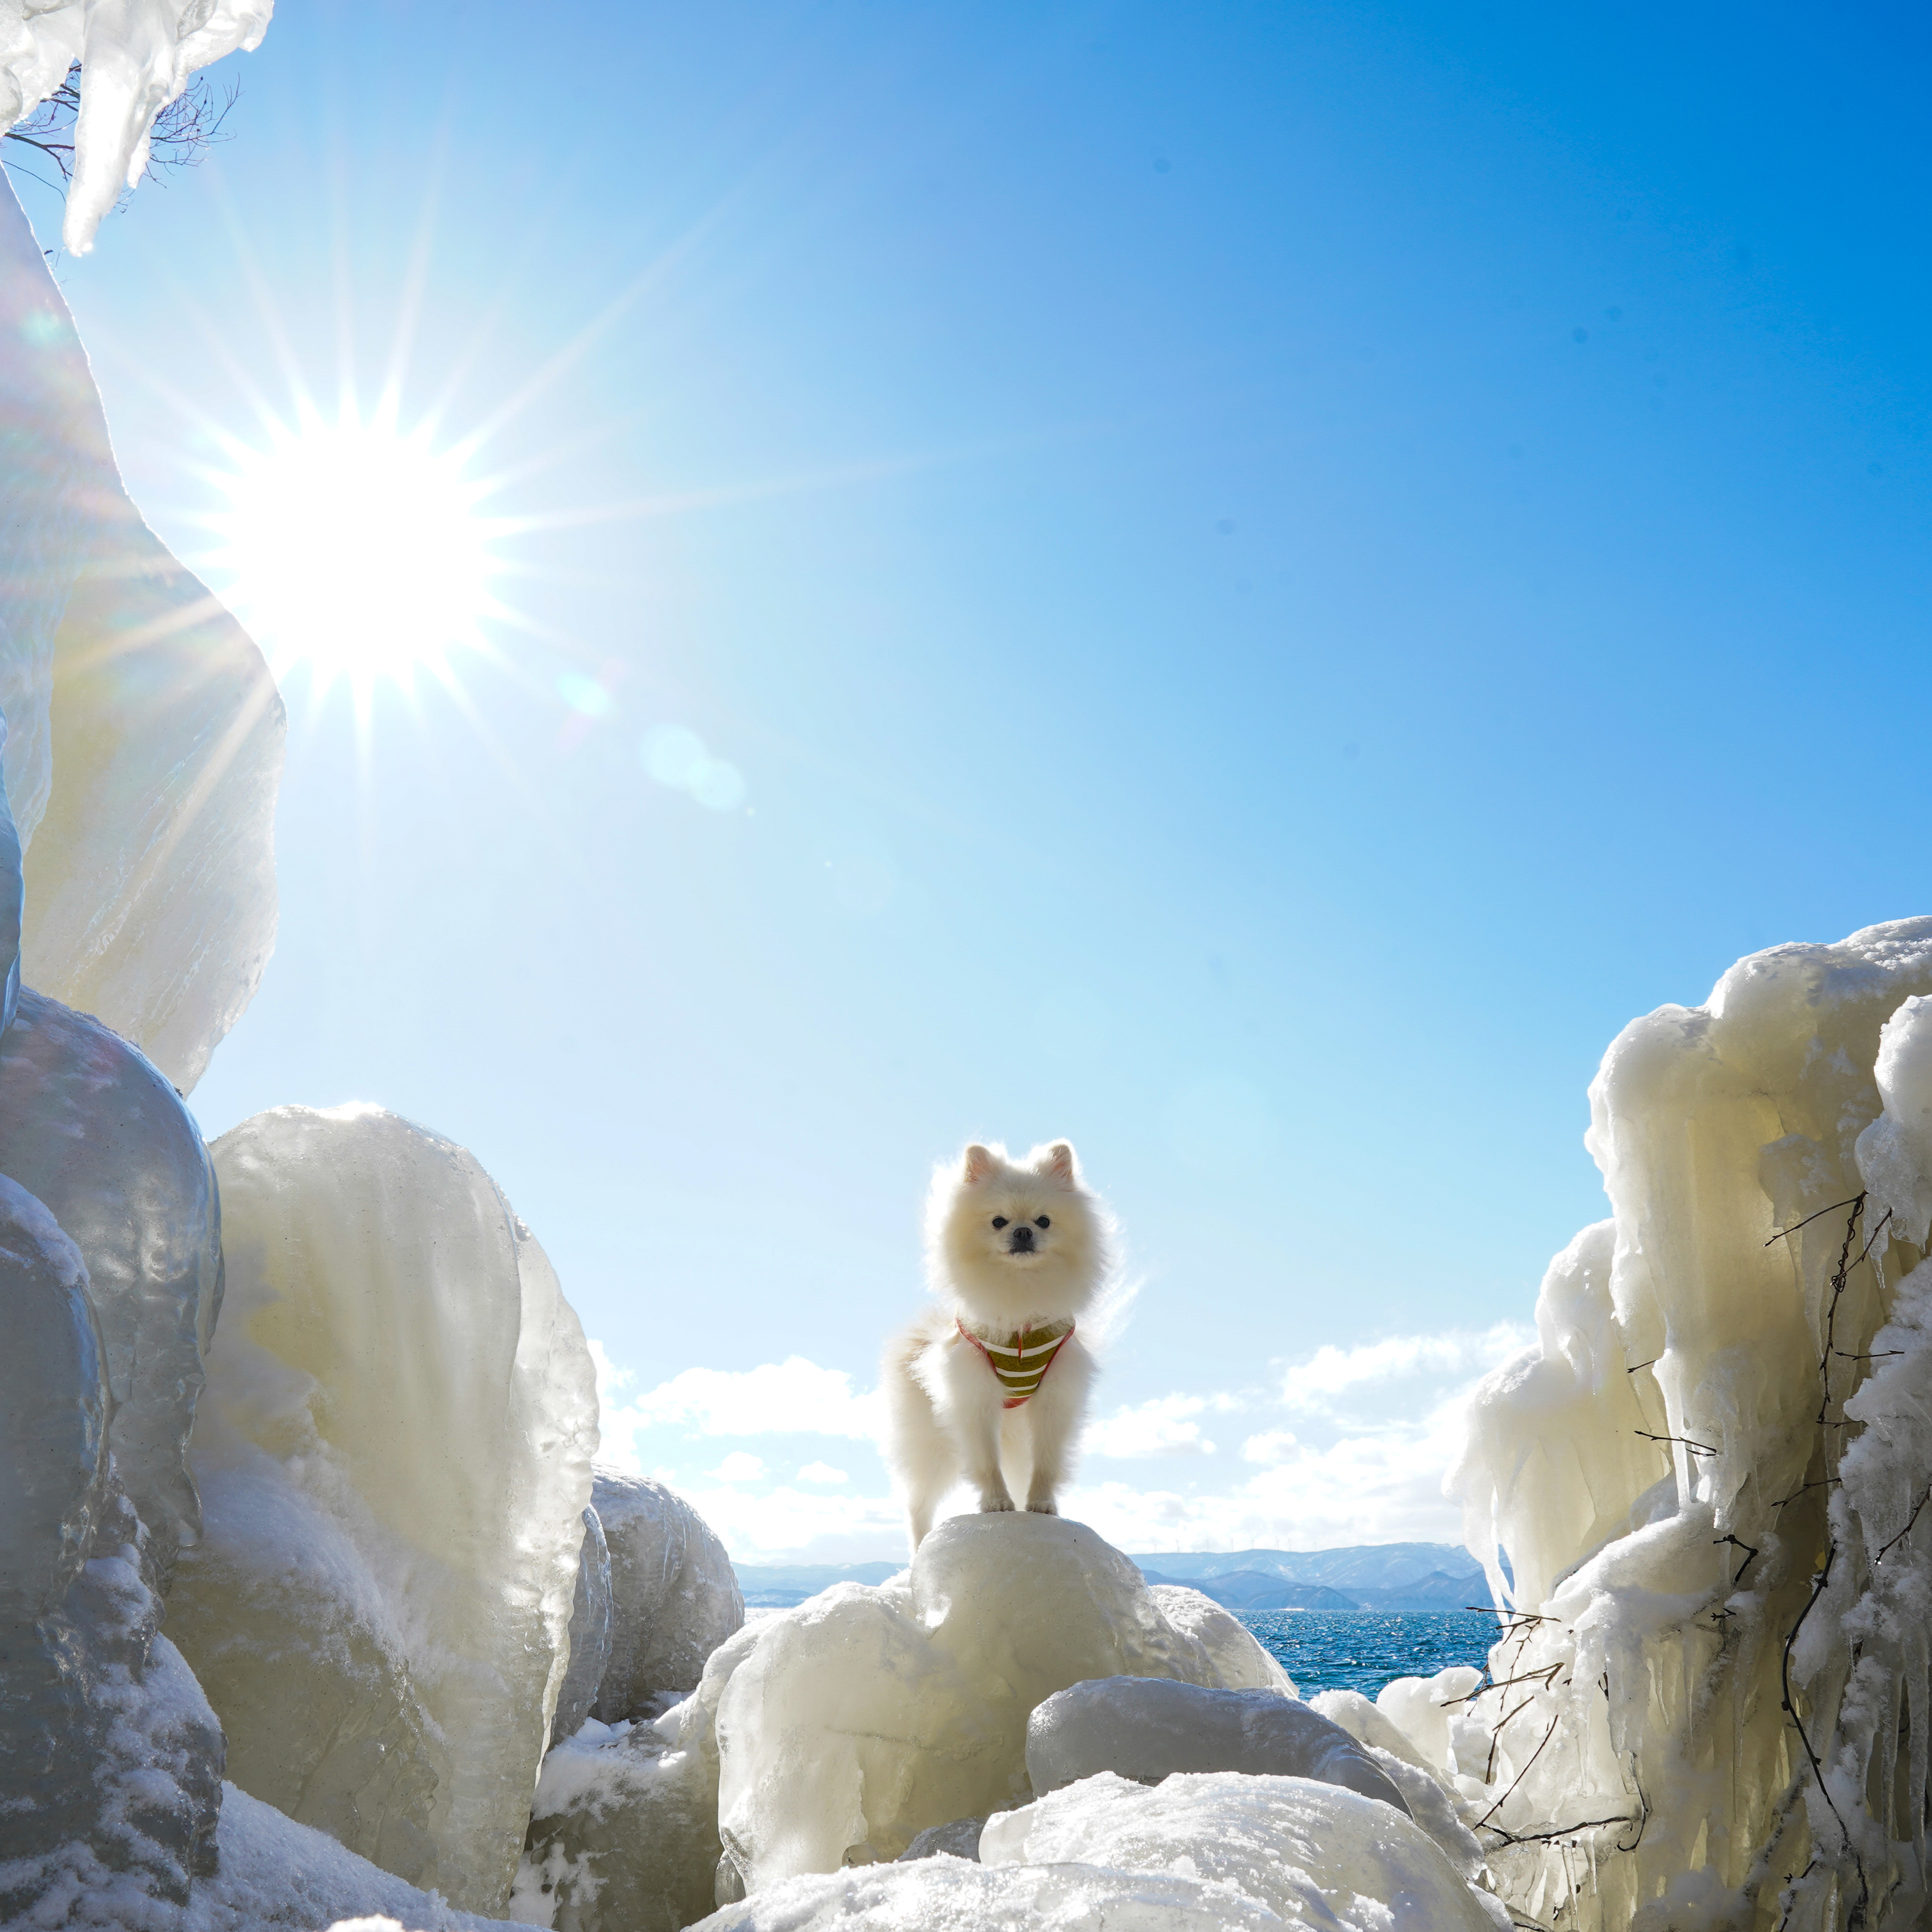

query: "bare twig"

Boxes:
[1715, 1534, 1760, 1586]
[1778, 1543, 1865, 1920]
[1477, 1711, 1562, 1830]
[1637, 1429, 1717, 1457]
[1626, 1357, 1660, 1375]
[1818, 1198, 1866, 1426]
[1874, 1484, 1932, 1565]
[1766, 1194, 1867, 1247]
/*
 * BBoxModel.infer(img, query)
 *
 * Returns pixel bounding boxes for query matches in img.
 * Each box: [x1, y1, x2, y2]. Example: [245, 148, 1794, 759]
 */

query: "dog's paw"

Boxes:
[1026, 1500, 1059, 1516]
[978, 1492, 1016, 1513]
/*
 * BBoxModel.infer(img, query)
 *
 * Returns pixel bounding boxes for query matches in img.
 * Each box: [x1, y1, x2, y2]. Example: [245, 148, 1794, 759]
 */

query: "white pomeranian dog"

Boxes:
[883, 1140, 1114, 1549]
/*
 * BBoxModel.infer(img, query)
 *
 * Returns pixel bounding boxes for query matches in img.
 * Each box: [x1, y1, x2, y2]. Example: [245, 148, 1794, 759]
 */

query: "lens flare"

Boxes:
[199, 405, 500, 697]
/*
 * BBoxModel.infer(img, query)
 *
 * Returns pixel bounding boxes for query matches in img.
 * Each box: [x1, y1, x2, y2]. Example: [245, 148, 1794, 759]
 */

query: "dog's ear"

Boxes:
[1037, 1141, 1077, 1184]
[962, 1143, 999, 1185]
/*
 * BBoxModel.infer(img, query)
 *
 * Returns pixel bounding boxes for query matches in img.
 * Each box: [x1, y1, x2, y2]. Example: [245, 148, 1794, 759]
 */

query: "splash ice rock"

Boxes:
[167, 1105, 598, 1914]
[980, 1769, 1507, 1932]
[592, 1470, 744, 1723]
[0, 989, 223, 1560]
[552, 1507, 613, 1747]
[0, 174, 284, 1092]
[1434, 918, 1932, 1932]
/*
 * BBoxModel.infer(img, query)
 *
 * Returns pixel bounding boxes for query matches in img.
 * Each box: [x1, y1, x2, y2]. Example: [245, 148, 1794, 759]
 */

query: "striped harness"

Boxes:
[954, 1317, 1076, 1409]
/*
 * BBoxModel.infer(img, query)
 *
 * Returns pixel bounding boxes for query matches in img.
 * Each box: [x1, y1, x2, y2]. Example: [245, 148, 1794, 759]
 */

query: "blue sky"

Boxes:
[19, 0, 1931, 1560]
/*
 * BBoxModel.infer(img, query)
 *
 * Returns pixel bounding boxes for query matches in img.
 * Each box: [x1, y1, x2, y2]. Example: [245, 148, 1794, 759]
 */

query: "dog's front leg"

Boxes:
[1020, 1337, 1095, 1514]
[935, 1341, 1014, 1512]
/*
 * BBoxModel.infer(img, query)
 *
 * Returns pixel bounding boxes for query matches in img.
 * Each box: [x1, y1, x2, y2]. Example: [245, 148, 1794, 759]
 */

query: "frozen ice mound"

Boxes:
[1, 1479, 225, 1920]
[0, 1171, 110, 1621]
[1435, 918, 1932, 1932]
[592, 1468, 745, 1722]
[0, 0, 271, 254]
[1025, 1676, 1410, 1813]
[552, 1506, 614, 1747]
[1144, 1580, 1298, 1694]
[29, 1780, 547, 1931]
[166, 1105, 599, 1914]
[980, 1769, 1507, 1932]
[713, 1513, 1291, 1893]
[690, 1856, 1290, 1930]
[0, 988, 222, 1560]
[0, 175, 284, 1093]
[515, 1622, 764, 1932]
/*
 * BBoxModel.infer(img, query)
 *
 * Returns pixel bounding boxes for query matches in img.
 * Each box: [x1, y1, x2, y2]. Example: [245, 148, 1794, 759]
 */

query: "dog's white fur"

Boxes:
[883, 1140, 1114, 1549]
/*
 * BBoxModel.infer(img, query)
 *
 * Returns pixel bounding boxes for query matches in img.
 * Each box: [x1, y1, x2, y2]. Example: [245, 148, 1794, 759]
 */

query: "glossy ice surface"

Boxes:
[170, 1105, 597, 1914]
[0, 989, 222, 1558]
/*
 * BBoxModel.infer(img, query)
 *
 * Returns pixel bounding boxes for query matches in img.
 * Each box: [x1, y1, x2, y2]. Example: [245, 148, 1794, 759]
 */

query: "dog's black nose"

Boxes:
[1010, 1225, 1035, 1250]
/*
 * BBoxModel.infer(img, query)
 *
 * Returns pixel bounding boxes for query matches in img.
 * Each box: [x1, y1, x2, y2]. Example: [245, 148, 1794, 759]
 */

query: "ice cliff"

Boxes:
[1428, 920, 1932, 1932]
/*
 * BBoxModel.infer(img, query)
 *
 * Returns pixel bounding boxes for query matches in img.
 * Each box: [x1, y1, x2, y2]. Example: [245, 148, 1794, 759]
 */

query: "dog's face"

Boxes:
[927, 1139, 1111, 1318]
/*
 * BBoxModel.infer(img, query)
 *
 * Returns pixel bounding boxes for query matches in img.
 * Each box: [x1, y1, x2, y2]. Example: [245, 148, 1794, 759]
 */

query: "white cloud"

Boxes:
[1278, 1324, 1531, 1412]
[1241, 1429, 1298, 1465]
[592, 1342, 884, 1469]
[587, 1322, 1520, 1563]
[1084, 1394, 1221, 1458]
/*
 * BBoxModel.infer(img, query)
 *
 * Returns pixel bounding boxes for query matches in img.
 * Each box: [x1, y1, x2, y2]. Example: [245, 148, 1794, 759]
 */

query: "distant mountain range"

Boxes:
[733, 1542, 1490, 1612]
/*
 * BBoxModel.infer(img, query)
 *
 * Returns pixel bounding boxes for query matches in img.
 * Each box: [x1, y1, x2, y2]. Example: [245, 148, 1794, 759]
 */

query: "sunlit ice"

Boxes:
[197, 402, 504, 701]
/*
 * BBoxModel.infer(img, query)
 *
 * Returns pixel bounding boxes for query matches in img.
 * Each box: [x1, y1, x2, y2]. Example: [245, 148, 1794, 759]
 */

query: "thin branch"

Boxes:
[1626, 1356, 1660, 1375]
[1715, 1534, 1760, 1586]
[1765, 1194, 1867, 1247]
[1477, 1710, 1562, 1829]
[1818, 1198, 1866, 1426]
[1485, 1694, 1538, 1784]
[1874, 1484, 1932, 1566]
[1637, 1429, 1717, 1457]
[1447, 1663, 1563, 1706]
[1778, 1542, 1864, 1921]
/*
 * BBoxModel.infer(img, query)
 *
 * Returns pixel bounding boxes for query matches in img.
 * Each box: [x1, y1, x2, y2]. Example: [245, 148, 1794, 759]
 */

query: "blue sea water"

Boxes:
[1235, 1609, 1498, 1698]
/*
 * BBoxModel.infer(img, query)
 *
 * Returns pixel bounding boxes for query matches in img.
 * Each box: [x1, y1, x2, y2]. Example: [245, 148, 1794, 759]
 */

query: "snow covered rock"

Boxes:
[515, 1622, 765, 1932]
[1308, 1688, 1488, 1879]
[1444, 918, 1932, 1932]
[0, 1172, 110, 1621]
[0, 175, 284, 1093]
[1025, 1677, 1410, 1813]
[167, 1105, 598, 1914]
[979, 1769, 1505, 1932]
[0, 988, 222, 1561]
[0, 0, 272, 254]
[691, 1857, 1289, 1930]
[552, 1507, 613, 1747]
[27, 1779, 547, 1931]
[0, 1479, 225, 1920]
[592, 1469, 744, 1722]
[713, 1513, 1288, 1894]
[1145, 1580, 1297, 1693]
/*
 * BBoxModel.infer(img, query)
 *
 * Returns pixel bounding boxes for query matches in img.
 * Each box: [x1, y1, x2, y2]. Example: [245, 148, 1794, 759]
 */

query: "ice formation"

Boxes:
[0, 1170, 107, 1620]
[515, 1520, 1294, 1930]
[0, 173, 284, 1092]
[982, 1769, 1508, 1931]
[713, 1514, 1286, 1892]
[0, 0, 272, 253]
[1024, 1677, 1410, 1812]
[593, 1469, 745, 1722]
[554, 1507, 614, 1747]
[0, 988, 223, 1558]
[167, 1105, 598, 1913]
[1, 1475, 226, 1917]
[0, 719, 19, 1032]
[1429, 918, 1932, 1932]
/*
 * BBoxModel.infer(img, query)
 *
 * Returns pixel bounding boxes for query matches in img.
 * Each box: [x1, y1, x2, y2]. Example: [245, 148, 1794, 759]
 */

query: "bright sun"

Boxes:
[201, 406, 501, 697]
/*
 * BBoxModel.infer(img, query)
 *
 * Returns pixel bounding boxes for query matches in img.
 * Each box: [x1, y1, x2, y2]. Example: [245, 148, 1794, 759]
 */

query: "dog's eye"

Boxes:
[1035, 1216, 1050, 1229]
[990, 1216, 1008, 1230]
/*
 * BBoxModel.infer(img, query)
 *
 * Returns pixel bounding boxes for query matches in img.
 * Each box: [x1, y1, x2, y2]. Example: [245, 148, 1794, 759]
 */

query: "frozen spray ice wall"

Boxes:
[1445, 918, 1932, 1932]
[0, 167, 284, 1093]
[172, 1104, 599, 1913]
